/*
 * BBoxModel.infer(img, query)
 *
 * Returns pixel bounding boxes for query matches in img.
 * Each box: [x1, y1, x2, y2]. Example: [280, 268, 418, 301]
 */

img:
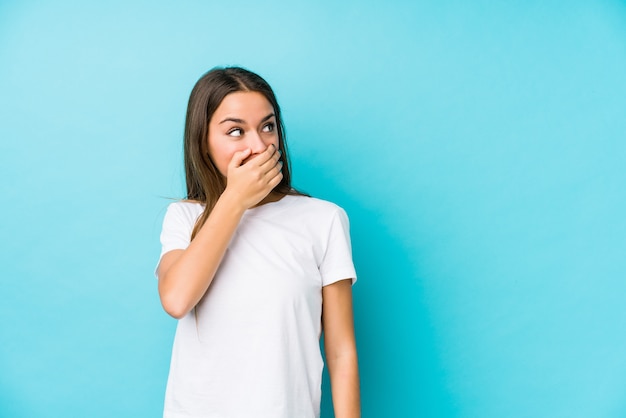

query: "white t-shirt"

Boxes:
[157, 194, 357, 418]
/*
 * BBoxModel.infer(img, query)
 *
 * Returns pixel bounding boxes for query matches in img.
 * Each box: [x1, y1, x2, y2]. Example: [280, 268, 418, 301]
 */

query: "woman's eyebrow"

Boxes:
[219, 113, 275, 125]
[260, 113, 276, 123]
[219, 117, 244, 124]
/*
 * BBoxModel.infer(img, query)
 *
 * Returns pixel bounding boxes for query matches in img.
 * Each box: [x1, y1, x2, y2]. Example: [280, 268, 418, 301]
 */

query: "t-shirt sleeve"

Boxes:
[155, 202, 197, 276]
[319, 207, 358, 287]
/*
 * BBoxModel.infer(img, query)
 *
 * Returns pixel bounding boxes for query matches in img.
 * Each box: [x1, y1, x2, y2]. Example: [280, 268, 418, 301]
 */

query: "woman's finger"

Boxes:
[260, 147, 281, 174]
[228, 148, 252, 171]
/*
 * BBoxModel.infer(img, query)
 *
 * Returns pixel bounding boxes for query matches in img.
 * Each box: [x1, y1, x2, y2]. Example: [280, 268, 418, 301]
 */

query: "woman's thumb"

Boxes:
[229, 148, 252, 169]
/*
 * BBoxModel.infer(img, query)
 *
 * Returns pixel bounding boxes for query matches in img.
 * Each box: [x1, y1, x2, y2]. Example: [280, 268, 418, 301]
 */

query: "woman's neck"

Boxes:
[254, 191, 285, 207]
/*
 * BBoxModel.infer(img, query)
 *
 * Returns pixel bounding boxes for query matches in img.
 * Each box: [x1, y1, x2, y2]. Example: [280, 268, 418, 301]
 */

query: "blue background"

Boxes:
[1, 1, 626, 417]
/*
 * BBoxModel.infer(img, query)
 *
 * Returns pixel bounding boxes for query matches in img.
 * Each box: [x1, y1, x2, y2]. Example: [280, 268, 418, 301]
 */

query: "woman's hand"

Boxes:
[222, 144, 283, 210]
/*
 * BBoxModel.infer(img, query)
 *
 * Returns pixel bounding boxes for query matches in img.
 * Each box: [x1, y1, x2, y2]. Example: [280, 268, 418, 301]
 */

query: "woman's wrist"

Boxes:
[217, 189, 249, 215]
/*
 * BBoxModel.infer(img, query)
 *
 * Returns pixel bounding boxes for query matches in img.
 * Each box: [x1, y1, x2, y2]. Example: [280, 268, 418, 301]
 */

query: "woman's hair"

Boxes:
[184, 66, 299, 239]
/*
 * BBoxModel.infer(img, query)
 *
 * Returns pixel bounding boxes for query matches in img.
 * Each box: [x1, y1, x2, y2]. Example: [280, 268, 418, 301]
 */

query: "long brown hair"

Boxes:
[184, 66, 300, 239]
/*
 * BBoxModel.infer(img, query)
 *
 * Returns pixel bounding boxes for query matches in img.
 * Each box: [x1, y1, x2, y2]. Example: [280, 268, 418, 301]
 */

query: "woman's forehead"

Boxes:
[214, 91, 274, 119]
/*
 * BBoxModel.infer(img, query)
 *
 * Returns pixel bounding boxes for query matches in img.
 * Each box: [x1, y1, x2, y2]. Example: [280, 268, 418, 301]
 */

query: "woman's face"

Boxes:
[207, 91, 279, 177]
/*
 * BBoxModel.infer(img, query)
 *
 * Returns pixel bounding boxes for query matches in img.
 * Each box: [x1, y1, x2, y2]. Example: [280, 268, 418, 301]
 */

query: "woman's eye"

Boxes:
[262, 122, 275, 133]
[228, 128, 243, 137]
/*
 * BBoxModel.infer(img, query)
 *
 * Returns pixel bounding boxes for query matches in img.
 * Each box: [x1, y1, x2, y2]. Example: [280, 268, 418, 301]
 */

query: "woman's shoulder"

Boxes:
[164, 199, 205, 219]
[167, 198, 204, 208]
[285, 194, 346, 216]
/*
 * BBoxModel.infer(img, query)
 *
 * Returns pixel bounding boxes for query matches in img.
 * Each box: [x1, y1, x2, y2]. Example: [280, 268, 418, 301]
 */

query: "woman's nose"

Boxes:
[247, 132, 267, 154]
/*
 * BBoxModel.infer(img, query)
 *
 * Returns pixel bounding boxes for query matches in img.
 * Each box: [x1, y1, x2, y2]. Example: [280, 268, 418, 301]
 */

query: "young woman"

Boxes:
[156, 67, 360, 418]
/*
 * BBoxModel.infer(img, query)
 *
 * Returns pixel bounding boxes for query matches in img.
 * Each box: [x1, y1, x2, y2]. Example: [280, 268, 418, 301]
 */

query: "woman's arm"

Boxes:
[323, 279, 361, 418]
[157, 145, 282, 319]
